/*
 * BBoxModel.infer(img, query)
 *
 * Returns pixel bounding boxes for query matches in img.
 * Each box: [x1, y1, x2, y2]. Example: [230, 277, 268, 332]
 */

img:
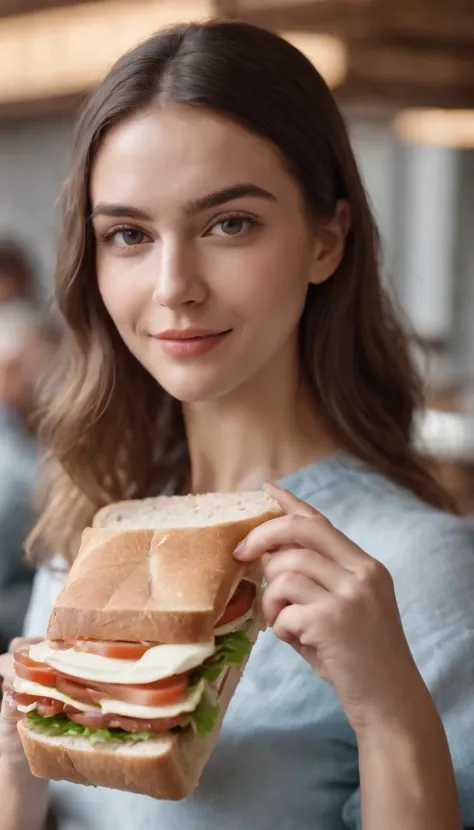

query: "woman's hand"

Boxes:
[0, 637, 43, 766]
[0, 639, 51, 830]
[235, 484, 429, 733]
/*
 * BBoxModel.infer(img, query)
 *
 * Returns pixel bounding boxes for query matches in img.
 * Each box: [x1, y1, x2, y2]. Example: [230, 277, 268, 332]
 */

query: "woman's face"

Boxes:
[92, 105, 338, 403]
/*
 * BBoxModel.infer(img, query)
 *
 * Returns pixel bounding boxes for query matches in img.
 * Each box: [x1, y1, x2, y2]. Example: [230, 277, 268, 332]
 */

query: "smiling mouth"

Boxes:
[156, 329, 231, 341]
[155, 330, 232, 358]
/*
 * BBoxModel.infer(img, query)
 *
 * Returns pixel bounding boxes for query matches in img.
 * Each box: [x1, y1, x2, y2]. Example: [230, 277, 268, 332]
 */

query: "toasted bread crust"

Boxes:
[47, 513, 276, 643]
[18, 721, 199, 799]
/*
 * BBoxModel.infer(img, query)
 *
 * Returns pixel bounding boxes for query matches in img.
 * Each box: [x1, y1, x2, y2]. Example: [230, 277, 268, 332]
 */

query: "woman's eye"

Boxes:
[110, 228, 148, 247]
[209, 217, 254, 237]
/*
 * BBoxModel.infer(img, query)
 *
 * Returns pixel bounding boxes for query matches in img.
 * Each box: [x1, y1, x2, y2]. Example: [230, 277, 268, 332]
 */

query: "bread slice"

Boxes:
[18, 617, 261, 799]
[92, 490, 281, 531]
[47, 490, 282, 644]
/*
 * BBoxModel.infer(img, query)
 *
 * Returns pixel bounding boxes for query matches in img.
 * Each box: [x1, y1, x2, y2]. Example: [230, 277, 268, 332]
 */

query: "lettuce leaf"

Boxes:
[26, 712, 155, 746]
[189, 693, 219, 738]
[216, 629, 253, 664]
[194, 630, 252, 684]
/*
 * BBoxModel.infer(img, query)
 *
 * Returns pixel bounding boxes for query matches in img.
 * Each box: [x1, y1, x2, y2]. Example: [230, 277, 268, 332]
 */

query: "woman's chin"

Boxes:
[157, 378, 230, 404]
[154, 370, 241, 405]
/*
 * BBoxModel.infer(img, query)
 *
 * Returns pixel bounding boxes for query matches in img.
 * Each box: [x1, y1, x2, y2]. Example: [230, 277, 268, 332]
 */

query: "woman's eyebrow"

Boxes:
[90, 184, 276, 222]
[184, 183, 277, 215]
[90, 204, 152, 221]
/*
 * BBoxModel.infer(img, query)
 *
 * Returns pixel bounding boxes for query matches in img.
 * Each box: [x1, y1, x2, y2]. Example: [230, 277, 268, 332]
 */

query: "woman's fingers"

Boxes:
[262, 572, 324, 626]
[8, 636, 43, 653]
[264, 546, 348, 591]
[0, 692, 22, 724]
[271, 602, 314, 645]
[0, 652, 14, 695]
[0, 652, 12, 678]
[235, 509, 366, 570]
[264, 482, 317, 518]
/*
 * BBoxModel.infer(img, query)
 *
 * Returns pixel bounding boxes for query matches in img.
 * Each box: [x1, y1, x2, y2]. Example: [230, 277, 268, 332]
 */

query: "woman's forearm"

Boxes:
[0, 757, 49, 830]
[356, 699, 462, 830]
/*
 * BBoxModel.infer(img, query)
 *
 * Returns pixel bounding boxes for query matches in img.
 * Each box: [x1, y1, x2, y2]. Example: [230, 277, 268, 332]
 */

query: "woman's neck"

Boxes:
[183, 346, 335, 494]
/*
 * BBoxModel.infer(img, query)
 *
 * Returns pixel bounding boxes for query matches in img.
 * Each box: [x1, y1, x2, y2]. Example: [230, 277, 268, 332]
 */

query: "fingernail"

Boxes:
[233, 541, 247, 559]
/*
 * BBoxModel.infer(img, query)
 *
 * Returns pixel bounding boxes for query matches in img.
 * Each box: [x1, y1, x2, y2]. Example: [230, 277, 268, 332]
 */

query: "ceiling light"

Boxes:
[394, 108, 474, 149]
[281, 32, 348, 89]
[0, 0, 214, 104]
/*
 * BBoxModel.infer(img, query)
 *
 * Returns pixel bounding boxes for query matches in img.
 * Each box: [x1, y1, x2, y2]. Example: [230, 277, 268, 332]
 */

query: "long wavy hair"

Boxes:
[27, 20, 455, 565]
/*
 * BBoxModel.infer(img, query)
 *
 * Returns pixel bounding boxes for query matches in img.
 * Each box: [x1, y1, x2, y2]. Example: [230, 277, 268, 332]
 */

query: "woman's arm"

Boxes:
[1, 753, 50, 830]
[357, 690, 462, 830]
[235, 484, 464, 830]
[0, 649, 50, 830]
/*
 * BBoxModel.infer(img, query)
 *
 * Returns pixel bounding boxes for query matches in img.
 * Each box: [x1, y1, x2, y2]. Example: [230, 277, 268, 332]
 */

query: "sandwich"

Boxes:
[14, 490, 282, 799]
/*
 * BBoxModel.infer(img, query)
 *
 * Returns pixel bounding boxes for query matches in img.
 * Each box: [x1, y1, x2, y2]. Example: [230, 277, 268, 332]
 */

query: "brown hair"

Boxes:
[28, 21, 455, 564]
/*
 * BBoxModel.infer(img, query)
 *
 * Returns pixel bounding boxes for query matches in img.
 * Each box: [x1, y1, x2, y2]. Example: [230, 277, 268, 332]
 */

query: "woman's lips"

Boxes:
[156, 331, 231, 358]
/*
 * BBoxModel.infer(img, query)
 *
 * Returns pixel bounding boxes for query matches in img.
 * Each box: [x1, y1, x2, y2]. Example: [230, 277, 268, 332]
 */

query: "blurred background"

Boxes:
[0, 0, 473, 644]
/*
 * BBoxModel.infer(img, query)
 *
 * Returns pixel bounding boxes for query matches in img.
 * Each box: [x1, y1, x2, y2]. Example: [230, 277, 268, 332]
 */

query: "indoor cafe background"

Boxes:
[0, 0, 473, 646]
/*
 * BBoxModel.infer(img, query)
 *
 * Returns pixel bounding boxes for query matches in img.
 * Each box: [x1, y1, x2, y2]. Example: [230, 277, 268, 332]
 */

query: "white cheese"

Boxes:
[99, 679, 205, 719]
[16, 702, 38, 713]
[29, 640, 215, 685]
[13, 677, 99, 712]
[214, 607, 254, 636]
[13, 676, 206, 720]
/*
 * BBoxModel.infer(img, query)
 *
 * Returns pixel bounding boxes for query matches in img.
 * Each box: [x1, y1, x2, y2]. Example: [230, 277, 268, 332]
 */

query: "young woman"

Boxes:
[0, 20, 472, 830]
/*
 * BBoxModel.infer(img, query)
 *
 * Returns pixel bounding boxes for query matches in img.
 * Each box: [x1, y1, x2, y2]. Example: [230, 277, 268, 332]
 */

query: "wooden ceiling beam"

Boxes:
[0, 0, 96, 18]
[348, 41, 474, 91]
[380, 4, 474, 45]
[216, 0, 379, 38]
[218, 0, 474, 45]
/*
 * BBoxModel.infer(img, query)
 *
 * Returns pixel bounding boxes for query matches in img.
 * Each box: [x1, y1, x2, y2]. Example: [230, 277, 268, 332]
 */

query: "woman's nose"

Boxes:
[151, 241, 207, 309]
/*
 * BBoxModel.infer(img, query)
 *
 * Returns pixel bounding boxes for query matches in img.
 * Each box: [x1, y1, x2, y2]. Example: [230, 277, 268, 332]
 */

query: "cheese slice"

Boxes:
[99, 679, 205, 719]
[13, 676, 206, 720]
[16, 702, 39, 714]
[13, 677, 100, 712]
[29, 640, 215, 685]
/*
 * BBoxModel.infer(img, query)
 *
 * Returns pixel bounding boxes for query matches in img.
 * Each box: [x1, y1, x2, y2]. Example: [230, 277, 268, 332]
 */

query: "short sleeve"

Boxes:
[22, 558, 68, 638]
[342, 516, 474, 829]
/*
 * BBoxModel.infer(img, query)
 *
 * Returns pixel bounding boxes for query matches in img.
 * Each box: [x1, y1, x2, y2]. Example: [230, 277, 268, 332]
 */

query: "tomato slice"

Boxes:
[216, 581, 256, 627]
[11, 692, 64, 717]
[14, 649, 49, 669]
[14, 654, 57, 687]
[66, 711, 113, 729]
[36, 700, 64, 717]
[11, 692, 39, 707]
[66, 711, 184, 733]
[55, 671, 189, 707]
[55, 676, 98, 704]
[107, 714, 184, 733]
[73, 640, 154, 659]
[85, 673, 189, 707]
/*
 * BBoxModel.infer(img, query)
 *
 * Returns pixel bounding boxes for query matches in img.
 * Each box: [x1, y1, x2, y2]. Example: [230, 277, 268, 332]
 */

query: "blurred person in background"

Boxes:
[0, 238, 39, 306]
[0, 301, 49, 652]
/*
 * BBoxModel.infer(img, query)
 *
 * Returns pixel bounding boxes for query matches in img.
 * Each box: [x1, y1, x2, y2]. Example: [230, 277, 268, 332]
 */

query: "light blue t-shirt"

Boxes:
[23, 452, 474, 830]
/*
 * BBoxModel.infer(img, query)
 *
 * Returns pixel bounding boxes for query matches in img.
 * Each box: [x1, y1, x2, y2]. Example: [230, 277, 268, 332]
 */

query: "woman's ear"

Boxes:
[309, 200, 351, 286]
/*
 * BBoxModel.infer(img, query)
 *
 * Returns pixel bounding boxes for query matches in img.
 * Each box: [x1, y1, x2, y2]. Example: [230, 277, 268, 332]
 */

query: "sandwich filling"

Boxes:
[13, 581, 258, 746]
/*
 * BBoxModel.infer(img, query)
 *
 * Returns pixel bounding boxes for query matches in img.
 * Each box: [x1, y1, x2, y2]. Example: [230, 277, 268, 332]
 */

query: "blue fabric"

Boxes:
[23, 452, 474, 830]
[0, 404, 37, 646]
